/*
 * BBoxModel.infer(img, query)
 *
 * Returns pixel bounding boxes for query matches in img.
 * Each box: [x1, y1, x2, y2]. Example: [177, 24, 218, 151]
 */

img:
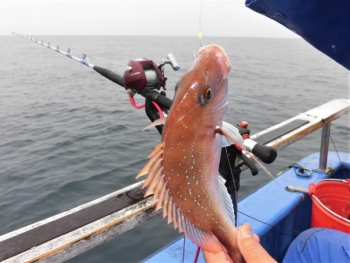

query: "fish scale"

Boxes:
[137, 44, 242, 262]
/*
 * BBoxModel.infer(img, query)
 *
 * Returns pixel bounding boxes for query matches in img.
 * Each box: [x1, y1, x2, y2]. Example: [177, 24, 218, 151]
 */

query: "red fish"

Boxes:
[137, 44, 243, 262]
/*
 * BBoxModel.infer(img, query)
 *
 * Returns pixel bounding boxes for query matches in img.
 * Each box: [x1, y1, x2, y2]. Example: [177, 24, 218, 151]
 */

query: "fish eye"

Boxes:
[205, 88, 212, 101]
[197, 86, 212, 105]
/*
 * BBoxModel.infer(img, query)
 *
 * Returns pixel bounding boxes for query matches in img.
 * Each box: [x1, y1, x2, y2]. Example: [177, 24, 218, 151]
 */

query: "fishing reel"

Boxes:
[123, 54, 179, 92]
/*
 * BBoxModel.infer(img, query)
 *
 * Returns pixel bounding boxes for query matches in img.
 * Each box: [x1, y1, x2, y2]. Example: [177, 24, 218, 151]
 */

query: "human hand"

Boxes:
[237, 223, 276, 263]
[203, 223, 277, 263]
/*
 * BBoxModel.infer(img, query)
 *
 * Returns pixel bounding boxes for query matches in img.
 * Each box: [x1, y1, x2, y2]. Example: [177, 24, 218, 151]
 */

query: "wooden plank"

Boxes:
[3, 197, 159, 263]
[0, 181, 147, 261]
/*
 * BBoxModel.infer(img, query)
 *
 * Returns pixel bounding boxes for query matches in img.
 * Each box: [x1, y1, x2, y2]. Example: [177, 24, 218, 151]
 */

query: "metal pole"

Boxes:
[319, 123, 331, 169]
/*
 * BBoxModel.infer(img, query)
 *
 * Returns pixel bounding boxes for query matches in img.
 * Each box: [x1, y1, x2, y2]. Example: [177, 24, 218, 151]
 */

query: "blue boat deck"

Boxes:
[142, 151, 350, 263]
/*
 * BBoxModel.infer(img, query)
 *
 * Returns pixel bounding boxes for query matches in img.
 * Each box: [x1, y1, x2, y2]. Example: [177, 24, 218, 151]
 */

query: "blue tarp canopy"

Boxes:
[246, 0, 350, 70]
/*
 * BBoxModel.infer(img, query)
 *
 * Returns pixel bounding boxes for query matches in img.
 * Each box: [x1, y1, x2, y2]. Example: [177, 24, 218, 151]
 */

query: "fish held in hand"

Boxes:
[137, 44, 243, 262]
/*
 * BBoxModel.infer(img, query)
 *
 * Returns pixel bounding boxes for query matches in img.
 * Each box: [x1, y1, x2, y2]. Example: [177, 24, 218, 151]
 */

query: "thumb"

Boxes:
[237, 224, 276, 263]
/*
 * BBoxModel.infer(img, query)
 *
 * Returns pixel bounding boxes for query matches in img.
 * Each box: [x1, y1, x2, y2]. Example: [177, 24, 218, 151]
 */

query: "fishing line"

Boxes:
[233, 122, 345, 239]
[219, 98, 346, 240]
[234, 93, 303, 117]
[228, 73, 347, 180]
[238, 211, 302, 236]
[198, 0, 204, 33]
[297, 228, 325, 254]
[233, 121, 347, 246]
[222, 121, 282, 236]
[224, 146, 237, 188]
[223, 146, 239, 227]
[223, 146, 301, 238]
[182, 236, 186, 263]
[198, 0, 204, 46]
[200, 0, 242, 20]
[197, 0, 243, 46]
[240, 198, 348, 256]
[322, 119, 347, 179]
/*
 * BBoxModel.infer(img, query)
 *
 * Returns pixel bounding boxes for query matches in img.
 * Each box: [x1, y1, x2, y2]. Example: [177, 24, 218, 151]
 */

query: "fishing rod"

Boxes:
[13, 31, 277, 209]
[12, 32, 177, 90]
[12, 32, 178, 133]
[13, 31, 277, 171]
[12, 32, 94, 68]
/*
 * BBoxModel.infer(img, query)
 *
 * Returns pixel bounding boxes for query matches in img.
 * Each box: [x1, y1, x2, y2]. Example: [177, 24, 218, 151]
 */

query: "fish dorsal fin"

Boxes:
[143, 117, 167, 131]
[138, 142, 226, 254]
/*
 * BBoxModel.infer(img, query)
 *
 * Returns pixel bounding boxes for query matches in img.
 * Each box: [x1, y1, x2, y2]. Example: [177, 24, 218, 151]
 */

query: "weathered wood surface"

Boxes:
[0, 181, 153, 262]
[6, 196, 158, 263]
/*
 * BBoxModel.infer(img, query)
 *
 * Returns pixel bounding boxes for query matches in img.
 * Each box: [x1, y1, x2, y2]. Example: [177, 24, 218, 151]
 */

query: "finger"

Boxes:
[237, 223, 276, 263]
[203, 249, 233, 263]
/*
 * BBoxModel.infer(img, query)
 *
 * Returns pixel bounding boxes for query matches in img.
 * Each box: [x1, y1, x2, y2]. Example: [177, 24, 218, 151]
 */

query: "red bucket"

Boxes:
[309, 179, 350, 234]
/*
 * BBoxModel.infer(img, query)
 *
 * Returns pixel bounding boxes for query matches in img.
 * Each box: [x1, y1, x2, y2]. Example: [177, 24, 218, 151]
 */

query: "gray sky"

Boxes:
[2, 0, 297, 37]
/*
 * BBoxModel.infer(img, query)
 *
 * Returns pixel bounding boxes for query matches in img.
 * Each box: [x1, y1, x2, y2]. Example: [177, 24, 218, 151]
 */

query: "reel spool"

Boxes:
[123, 59, 165, 91]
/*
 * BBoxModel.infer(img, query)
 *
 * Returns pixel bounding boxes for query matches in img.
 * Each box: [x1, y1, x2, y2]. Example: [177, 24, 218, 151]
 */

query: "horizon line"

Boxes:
[7, 33, 300, 39]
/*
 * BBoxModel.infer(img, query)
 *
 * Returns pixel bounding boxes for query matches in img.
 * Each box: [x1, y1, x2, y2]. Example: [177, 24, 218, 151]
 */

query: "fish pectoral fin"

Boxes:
[217, 176, 236, 224]
[172, 177, 235, 254]
[217, 121, 245, 150]
[143, 117, 167, 131]
[180, 213, 226, 254]
[158, 186, 226, 254]
[219, 123, 275, 180]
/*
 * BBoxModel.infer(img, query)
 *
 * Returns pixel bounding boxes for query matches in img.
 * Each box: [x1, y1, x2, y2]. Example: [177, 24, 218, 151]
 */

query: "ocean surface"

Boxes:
[0, 36, 349, 262]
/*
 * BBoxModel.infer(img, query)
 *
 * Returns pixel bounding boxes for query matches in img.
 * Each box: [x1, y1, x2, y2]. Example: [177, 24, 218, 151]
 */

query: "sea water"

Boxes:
[0, 36, 349, 262]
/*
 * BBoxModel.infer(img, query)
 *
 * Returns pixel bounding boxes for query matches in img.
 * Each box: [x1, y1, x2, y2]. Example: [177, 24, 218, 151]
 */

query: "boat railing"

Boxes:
[0, 99, 349, 262]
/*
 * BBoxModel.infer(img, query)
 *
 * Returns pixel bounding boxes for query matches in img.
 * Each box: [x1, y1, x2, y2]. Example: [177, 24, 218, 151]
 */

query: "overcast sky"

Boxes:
[2, 0, 298, 37]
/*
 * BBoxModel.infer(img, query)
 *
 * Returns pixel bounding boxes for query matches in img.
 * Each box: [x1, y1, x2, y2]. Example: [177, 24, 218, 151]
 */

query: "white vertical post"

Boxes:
[319, 123, 331, 169]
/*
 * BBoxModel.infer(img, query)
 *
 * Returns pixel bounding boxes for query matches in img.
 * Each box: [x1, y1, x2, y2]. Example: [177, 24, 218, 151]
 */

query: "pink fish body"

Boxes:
[137, 44, 240, 262]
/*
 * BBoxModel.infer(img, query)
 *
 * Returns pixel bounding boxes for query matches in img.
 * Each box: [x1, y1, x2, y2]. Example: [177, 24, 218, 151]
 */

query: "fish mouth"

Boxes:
[197, 44, 231, 73]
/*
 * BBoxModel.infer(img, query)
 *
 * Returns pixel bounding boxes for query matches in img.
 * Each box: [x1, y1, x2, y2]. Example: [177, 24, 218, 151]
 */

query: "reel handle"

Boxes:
[166, 53, 180, 71]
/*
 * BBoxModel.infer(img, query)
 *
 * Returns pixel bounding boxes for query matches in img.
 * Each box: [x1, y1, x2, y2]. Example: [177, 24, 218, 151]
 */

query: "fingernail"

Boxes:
[239, 224, 253, 239]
